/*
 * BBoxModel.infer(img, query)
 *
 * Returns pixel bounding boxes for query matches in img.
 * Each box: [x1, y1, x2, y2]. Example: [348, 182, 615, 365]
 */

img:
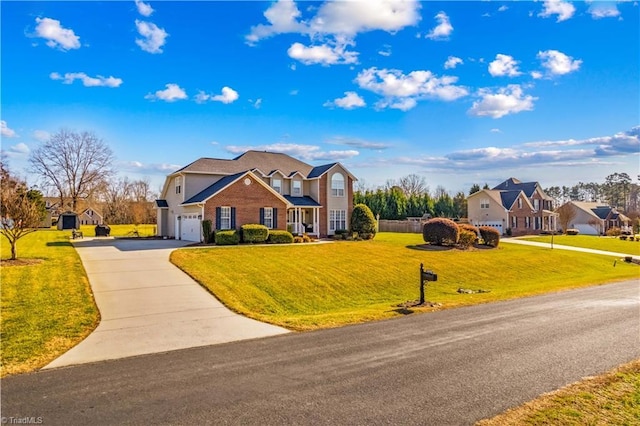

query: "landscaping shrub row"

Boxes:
[212, 225, 298, 245]
[421, 218, 500, 249]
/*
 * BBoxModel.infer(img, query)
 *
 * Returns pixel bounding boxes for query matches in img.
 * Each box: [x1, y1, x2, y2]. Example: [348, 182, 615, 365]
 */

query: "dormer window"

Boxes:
[175, 177, 182, 194]
[331, 173, 345, 197]
[272, 178, 282, 194]
[292, 180, 302, 196]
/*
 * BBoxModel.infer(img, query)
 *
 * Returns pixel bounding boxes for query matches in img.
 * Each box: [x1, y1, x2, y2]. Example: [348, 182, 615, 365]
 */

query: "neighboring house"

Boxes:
[467, 178, 557, 236]
[562, 201, 632, 235]
[79, 207, 103, 225]
[155, 151, 356, 242]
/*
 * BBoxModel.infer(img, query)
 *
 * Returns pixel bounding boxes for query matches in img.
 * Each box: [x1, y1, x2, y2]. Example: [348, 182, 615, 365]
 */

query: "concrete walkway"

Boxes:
[501, 237, 640, 261]
[45, 238, 289, 369]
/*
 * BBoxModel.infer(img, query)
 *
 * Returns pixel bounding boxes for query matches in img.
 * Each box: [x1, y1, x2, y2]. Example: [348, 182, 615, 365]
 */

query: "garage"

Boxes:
[180, 214, 202, 242]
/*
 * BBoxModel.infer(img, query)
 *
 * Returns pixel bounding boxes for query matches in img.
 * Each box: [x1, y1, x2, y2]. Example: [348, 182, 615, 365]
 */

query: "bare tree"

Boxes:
[397, 174, 429, 197]
[29, 129, 114, 211]
[1, 162, 46, 260]
[556, 203, 577, 233]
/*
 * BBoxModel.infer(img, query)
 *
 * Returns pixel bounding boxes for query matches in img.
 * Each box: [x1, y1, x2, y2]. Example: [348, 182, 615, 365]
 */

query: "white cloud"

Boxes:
[247, 0, 421, 44]
[213, 87, 239, 104]
[524, 127, 640, 157]
[356, 67, 468, 111]
[124, 161, 181, 174]
[488, 54, 522, 77]
[324, 91, 366, 110]
[145, 83, 187, 102]
[498, 5, 509, 12]
[444, 56, 463, 69]
[537, 50, 582, 76]
[309, 0, 421, 35]
[287, 40, 358, 66]
[1, 121, 18, 138]
[252, 98, 263, 109]
[50, 72, 123, 87]
[490, 128, 502, 133]
[587, 3, 621, 19]
[135, 20, 168, 54]
[378, 44, 392, 57]
[468, 84, 537, 119]
[34, 17, 80, 51]
[327, 136, 392, 150]
[7, 143, 30, 156]
[33, 130, 50, 141]
[135, 0, 154, 17]
[426, 11, 453, 40]
[531, 71, 544, 79]
[538, 0, 575, 22]
[225, 143, 359, 162]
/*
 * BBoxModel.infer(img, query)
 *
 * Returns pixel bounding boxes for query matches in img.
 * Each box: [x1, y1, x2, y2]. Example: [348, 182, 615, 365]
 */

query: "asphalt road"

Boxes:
[2, 280, 639, 425]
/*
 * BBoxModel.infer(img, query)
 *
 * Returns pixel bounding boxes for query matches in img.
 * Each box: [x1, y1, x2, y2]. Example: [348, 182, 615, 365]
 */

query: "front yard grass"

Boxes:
[1, 230, 99, 376]
[522, 234, 640, 255]
[170, 232, 639, 331]
[76, 223, 156, 237]
[477, 359, 640, 425]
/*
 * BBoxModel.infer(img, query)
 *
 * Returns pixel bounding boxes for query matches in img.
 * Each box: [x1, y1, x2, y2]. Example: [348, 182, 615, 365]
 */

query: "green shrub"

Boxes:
[241, 224, 269, 243]
[479, 226, 500, 247]
[215, 230, 240, 245]
[620, 235, 628, 240]
[334, 229, 348, 240]
[606, 227, 621, 236]
[457, 223, 479, 241]
[350, 204, 377, 240]
[423, 218, 459, 246]
[267, 230, 293, 244]
[566, 229, 580, 236]
[458, 230, 476, 249]
[202, 220, 214, 244]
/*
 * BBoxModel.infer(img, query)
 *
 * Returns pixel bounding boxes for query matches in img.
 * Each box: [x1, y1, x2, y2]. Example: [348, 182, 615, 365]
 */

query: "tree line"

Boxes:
[27, 129, 157, 225]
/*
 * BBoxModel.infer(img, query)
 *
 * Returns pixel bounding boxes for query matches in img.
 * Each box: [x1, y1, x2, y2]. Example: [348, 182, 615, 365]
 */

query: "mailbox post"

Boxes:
[420, 263, 438, 305]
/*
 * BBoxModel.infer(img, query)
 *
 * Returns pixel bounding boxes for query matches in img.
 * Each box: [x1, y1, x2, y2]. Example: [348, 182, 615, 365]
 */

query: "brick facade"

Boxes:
[203, 175, 287, 231]
[508, 194, 535, 236]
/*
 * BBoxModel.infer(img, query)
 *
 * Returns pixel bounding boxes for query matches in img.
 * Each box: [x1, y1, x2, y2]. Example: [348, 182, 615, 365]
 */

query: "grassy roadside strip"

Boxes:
[170, 232, 639, 331]
[476, 359, 640, 425]
[521, 234, 640, 255]
[77, 223, 156, 237]
[1, 231, 99, 377]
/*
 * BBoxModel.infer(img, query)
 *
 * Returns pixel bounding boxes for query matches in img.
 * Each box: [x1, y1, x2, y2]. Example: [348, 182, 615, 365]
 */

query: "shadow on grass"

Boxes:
[391, 307, 414, 315]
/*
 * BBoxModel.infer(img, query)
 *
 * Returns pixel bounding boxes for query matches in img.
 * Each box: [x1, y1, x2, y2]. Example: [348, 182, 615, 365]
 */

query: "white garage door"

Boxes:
[572, 224, 598, 235]
[181, 216, 201, 242]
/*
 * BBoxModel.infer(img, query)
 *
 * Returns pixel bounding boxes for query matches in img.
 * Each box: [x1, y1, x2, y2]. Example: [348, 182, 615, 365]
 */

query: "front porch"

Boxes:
[287, 207, 320, 236]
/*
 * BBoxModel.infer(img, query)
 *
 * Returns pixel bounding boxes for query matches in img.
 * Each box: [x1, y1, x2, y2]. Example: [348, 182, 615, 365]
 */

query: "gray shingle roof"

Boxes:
[282, 195, 322, 207]
[308, 163, 337, 178]
[499, 190, 521, 210]
[176, 151, 315, 177]
[155, 200, 169, 208]
[182, 172, 245, 204]
[493, 178, 538, 197]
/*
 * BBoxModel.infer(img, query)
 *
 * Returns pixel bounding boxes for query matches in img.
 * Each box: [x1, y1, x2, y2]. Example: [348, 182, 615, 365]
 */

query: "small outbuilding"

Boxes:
[57, 211, 79, 230]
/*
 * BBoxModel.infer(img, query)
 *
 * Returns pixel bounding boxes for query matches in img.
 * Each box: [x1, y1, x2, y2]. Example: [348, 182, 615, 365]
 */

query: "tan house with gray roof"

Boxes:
[467, 178, 557, 236]
[155, 151, 356, 242]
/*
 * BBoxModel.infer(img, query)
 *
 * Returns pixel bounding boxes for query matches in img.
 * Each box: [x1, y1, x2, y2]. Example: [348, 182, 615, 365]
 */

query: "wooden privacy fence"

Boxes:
[378, 220, 424, 234]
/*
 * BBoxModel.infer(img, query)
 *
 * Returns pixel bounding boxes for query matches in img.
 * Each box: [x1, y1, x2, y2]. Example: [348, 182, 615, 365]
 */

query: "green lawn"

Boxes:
[477, 359, 640, 425]
[522, 234, 640, 255]
[170, 232, 639, 331]
[1, 230, 99, 376]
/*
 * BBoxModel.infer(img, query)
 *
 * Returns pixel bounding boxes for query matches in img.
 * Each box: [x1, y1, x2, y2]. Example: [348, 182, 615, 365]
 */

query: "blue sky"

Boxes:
[1, 0, 638, 195]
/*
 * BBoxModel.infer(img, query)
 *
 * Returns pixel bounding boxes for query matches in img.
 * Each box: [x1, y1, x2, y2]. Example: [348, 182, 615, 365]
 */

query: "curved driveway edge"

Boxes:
[45, 238, 289, 369]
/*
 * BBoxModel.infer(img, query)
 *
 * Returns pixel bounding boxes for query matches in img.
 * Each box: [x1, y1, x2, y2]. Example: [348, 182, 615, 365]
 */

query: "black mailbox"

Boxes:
[422, 270, 437, 281]
[419, 263, 437, 304]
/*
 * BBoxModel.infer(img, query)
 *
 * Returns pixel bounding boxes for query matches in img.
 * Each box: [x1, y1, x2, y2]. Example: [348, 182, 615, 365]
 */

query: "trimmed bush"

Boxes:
[606, 227, 621, 237]
[458, 230, 476, 249]
[241, 224, 269, 243]
[202, 220, 214, 244]
[334, 229, 348, 240]
[215, 230, 240, 245]
[566, 229, 580, 236]
[479, 226, 500, 247]
[423, 218, 459, 246]
[267, 230, 294, 244]
[620, 235, 628, 240]
[350, 204, 377, 240]
[457, 223, 479, 242]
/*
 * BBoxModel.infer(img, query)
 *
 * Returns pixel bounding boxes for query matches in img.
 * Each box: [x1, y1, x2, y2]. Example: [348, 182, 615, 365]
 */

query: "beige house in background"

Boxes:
[561, 201, 632, 235]
[155, 151, 356, 242]
[467, 178, 557, 236]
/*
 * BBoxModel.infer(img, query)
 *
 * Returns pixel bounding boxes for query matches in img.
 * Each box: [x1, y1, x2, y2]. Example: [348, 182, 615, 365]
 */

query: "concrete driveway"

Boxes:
[45, 238, 289, 369]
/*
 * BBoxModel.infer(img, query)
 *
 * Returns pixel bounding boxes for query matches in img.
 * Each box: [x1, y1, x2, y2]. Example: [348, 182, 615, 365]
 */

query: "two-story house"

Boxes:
[154, 151, 356, 242]
[467, 178, 557, 236]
